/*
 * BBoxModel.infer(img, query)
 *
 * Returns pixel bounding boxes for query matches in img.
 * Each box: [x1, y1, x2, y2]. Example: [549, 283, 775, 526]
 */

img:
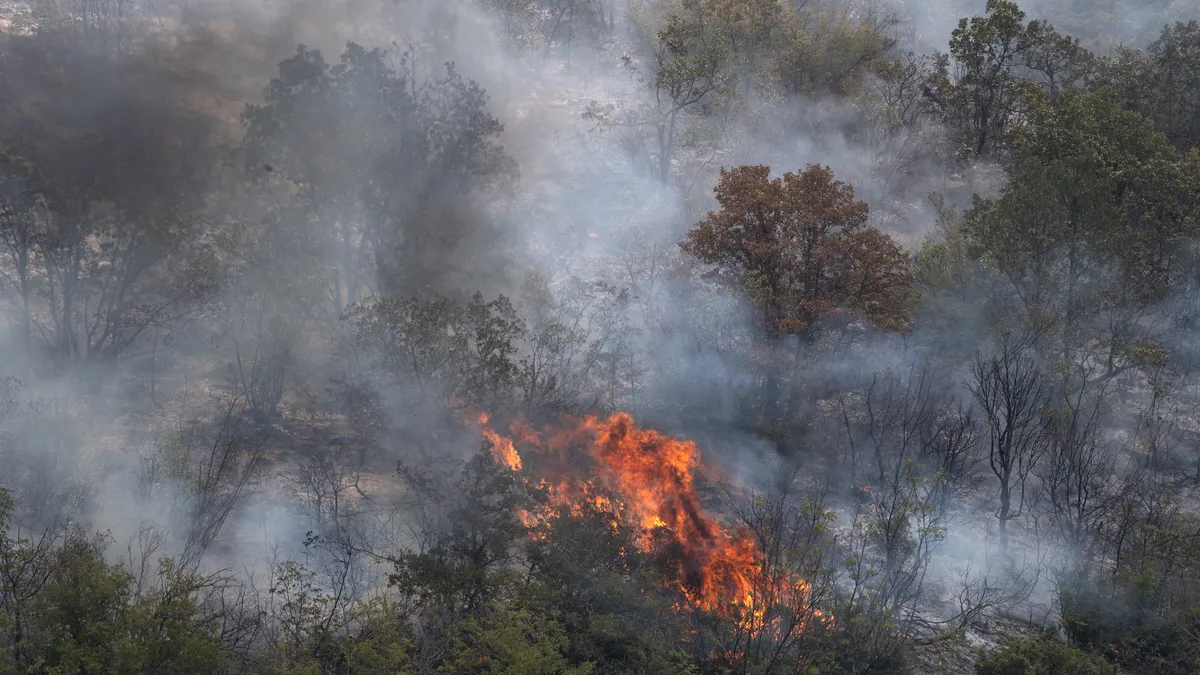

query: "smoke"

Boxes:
[0, 1, 1193, 668]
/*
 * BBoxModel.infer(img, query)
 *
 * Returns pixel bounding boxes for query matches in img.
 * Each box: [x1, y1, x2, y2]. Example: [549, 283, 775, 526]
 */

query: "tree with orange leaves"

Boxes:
[681, 164, 913, 426]
[681, 164, 914, 342]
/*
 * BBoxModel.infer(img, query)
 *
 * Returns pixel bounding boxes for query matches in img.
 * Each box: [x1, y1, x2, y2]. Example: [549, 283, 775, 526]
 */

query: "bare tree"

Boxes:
[292, 445, 366, 538]
[967, 332, 1050, 554]
[922, 401, 985, 521]
[19, 0, 147, 55]
[835, 463, 947, 672]
[0, 160, 39, 347]
[519, 276, 633, 416]
[288, 443, 384, 631]
[837, 361, 943, 490]
[138, 393, 271, 570]
[1037, 365, 1122, 563]
[722, 466, 836, 671]
[538, 0, 610, 67]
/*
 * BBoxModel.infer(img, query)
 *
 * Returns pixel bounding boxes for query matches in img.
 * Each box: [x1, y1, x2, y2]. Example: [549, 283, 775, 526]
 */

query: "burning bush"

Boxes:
[471, 411, 831, 641]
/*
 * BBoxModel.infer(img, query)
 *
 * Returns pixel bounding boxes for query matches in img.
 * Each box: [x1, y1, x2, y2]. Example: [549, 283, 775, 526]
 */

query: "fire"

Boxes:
[472, 411, 825, 635]
[518, 479, 622, 539]
[472, 413, 522, 471]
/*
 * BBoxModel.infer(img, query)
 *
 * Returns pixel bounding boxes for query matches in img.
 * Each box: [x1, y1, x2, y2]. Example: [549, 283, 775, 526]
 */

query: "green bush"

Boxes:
[974, 637, 1117, 675]
[1058, 568, 1200, 674]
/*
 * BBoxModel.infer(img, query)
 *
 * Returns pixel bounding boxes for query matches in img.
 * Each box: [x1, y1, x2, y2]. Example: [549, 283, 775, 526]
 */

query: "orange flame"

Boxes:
[472, 413, 522, 471]
[472, 411, 824, 635]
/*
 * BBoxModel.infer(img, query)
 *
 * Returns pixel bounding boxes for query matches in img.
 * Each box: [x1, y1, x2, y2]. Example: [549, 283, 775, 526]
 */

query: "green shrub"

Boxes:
[1059, 568, 1200, 674]
[974, 637, 1117, 675]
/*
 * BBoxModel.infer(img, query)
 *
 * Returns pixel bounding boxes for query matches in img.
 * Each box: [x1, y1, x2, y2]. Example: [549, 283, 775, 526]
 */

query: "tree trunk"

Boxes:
[998, 475, 1011, 553]
[783, 331, 813, 431]
[763, 363, 780, 429]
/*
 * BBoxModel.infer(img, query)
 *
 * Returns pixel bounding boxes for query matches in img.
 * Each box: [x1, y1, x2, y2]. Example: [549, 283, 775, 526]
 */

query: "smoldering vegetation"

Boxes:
[0, 0, 1196, 673]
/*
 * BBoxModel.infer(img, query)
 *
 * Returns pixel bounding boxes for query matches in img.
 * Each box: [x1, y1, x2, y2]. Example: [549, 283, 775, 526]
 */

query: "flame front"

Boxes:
[473, 411, 822, 635]
[590, 415, 757, 615]
[473, 412, 522, 471]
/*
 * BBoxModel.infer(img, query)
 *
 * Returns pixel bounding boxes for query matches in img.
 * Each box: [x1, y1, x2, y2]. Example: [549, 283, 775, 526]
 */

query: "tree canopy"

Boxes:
[682, 164, 913, 338]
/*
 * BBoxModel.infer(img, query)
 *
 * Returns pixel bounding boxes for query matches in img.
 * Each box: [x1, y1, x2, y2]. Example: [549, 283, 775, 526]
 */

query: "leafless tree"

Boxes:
[943, 552, 1043, 631]
[837, 361, 943, 490]
[519, 277, 634, 416]
[835, 462, 947, 671]
[922, 401, 985, 521]
[0, 164, 39, 347]
[539, 0, 610, 67]
[967, 332, 1051, 554]
[289, 442, 384, 624]
[1037, 365, 1122, 563]
[162, 394, 272, 570]
[292, 445, 366, 537]
[19, 0, 147, 55]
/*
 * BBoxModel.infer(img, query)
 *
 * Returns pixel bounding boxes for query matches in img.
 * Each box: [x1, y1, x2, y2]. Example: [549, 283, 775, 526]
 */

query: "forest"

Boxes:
[0, 0, 1197, 673]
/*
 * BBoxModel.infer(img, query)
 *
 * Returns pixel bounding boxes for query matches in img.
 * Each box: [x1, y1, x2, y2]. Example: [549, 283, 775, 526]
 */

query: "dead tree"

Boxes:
[1038, 365, 1122, 563]
[967, 332, 1050, 554]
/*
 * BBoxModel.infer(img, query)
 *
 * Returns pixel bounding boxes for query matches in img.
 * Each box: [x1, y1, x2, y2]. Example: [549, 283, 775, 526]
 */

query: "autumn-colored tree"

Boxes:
[681, 164, 913, 341]
[681, 164, 912, 428]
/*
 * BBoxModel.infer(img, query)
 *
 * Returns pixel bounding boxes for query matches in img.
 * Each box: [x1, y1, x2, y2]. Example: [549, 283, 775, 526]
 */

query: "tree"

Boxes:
[1143, 21, 1200, 152]
[681, 164, 912, 340]
[478, 0, 545, 52]
[0, 491, 229, 673]
[241, 43, 514, 302]
[137, 394, 271, 570]
[967, 332, 1050, 553]
[963, 88, 1200, 366]
[1036, 364, 1121, 563]
[857, 53, 951, 228]
[0, 151, 40, 347]
[584, 2, 737, 187]
[775, 3, 898, 99]
[517, 276, 636, 417]
[388, 446, 532, 666]
[681, 164, 912, 425]
[836, 360, 981, 502]
[0, 35, 221, 365]
[438, 601, 594, 675]
[534, 0, 611, 68]
[16, 0, 147, 55]
[926, 0, 1094, 161]
[705, 0, 790, 100]
[1097, 21, 1200, 152]
[340, 292, 524, 436]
